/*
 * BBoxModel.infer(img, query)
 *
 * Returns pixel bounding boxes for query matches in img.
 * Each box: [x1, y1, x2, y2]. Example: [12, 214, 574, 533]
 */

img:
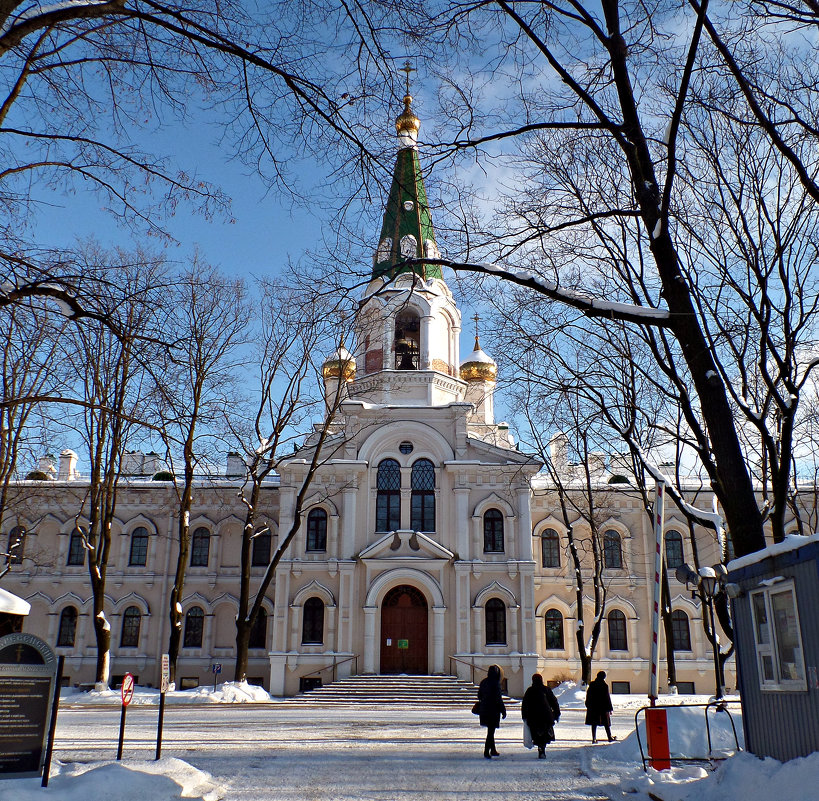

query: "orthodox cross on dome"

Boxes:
[473, 312, 482, 350]
[400, 60, 415, 94]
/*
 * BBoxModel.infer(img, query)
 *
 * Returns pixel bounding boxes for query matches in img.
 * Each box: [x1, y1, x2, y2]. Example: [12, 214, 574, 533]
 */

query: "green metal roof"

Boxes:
[372, 146, 441, 280]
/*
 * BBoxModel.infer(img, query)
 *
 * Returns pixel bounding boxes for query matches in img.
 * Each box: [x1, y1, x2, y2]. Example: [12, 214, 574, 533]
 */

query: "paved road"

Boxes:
[52, 705, 638, 800]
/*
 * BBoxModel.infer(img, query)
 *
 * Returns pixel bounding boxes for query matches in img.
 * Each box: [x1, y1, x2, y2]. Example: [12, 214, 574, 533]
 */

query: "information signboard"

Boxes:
[0, 633, 58, 778]
[397, 639, 409, 650]
[160, 654, 170, 694]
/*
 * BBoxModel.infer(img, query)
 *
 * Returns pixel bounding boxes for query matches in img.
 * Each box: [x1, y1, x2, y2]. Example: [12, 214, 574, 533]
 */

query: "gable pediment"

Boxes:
[359, 530, 454, 561]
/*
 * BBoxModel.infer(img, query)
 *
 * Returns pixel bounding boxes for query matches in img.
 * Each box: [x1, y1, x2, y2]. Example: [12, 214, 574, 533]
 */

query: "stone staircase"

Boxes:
[281, 673, 519, 708]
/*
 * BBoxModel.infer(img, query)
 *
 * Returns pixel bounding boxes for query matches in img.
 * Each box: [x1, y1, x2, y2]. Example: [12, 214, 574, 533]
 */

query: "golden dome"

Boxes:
[460, 336, 497, 382]
[395, 94, 420, 140]
[322, 346, 356, 382]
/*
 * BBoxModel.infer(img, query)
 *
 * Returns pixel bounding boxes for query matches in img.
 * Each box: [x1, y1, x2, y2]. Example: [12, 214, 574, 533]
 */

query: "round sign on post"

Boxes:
[121, 673, 135, 707]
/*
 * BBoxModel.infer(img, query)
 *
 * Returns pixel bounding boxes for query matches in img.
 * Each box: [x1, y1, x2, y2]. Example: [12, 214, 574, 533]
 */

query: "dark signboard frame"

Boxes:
[0, 632, 58, 778]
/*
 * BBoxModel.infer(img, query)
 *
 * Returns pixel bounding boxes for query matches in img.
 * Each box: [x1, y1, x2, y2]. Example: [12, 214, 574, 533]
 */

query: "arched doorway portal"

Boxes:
[380, 585, 428, 674]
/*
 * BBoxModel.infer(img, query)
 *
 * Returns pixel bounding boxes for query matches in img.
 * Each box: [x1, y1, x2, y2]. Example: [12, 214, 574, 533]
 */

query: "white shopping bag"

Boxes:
[522, 721, 534, 749]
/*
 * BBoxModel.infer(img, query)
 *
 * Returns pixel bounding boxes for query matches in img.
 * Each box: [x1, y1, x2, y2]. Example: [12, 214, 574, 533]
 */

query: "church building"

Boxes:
[1, 92, 741, 698]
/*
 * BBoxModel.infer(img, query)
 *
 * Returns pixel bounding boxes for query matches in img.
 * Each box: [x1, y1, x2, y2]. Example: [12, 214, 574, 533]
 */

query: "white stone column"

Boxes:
[454, 488, 469, 558]
[471, 515, 482, 559]
[341, 487, 357, 558]
[329, 514, 340, 560]
[432, 607, 446, 674]
[338, 562, 355, 654]
[363, 606, 377, 673]
[509, 605, 520, 653]
[327, 605, 337, 650]
[472, 605, 482, 653]
[420, 315, 432, 370]
[505, 513, 516, 560]
[517, 487, 534, 561]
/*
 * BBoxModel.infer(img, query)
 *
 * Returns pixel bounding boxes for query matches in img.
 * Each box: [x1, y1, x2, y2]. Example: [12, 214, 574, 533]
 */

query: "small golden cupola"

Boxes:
[460, 334, 498, 383]
[322, 344, 356, 411]
[460, 322, 497, 425]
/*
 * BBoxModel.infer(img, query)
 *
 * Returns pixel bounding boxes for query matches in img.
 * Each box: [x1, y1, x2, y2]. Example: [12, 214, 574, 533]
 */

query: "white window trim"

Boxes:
[750, 580, 807, 692]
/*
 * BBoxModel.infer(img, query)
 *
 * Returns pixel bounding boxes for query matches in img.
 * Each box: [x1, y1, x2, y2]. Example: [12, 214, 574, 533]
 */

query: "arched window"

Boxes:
[7, 526, 25, 565]
[128, 526, 149, 567]
[190, 527, 210, 567]
[544, 609, 564, 650]
[410, 459, 435, 532]
[183, 607, 204, 648]
[607, 609, 628, 651]
[665, 530, 683, 569]
[249, 609, 267, 649]
[603, 530, 623, 569]
[302, 597, 324, 644]
[120, 606, 141, 647]
[484, 509, 504, 553]
[485, 598, 507, 645]
[394, 310, 420, 370]
[671, 610, 692, 651]
[67, 528, 85, 566]
[306, 509, 327, 552]
[57, 607, 78, 647]
[376, 459, 401, 532]
[541, 528, 560, 568]
[251, 530, 272, 566]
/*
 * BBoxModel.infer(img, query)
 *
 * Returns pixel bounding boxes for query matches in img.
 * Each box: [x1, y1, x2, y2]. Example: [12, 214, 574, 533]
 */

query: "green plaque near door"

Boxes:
[397, 639, 409, 649]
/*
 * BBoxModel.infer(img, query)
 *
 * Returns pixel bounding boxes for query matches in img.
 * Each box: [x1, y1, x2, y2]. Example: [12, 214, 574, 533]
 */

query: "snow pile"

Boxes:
[623, 751, 819, 801]
[553, 680, 587, 708]
[0, 758, 224, 801]
[605, 703, 743, 764]
[62, 681, 271, 706]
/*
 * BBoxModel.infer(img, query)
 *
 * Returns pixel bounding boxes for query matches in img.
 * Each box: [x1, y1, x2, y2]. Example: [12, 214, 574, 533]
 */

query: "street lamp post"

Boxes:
[675, 563, 725, 700]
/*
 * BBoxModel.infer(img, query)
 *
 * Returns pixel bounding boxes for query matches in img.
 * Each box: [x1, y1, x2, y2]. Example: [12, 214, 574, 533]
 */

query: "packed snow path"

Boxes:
[52, 704, 633, 800]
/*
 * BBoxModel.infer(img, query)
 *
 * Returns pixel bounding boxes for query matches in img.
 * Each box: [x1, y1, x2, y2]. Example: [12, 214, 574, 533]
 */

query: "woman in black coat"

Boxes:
[521, 673, 561, 758]
[477, 664, 506, 758]
[584, 671, 615, 743]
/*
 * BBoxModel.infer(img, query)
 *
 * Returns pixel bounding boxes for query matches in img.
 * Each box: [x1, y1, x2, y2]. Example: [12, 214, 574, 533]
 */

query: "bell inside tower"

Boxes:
[394, 310, 420, 370]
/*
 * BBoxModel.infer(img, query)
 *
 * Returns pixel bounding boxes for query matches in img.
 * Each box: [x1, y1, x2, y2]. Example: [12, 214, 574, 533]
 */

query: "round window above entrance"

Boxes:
[399, 441, 414, 455]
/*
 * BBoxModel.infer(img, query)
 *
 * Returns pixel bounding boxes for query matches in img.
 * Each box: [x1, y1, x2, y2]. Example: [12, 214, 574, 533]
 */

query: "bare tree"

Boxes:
[151, 260, 248, 683]
[56, 246, 164, 686]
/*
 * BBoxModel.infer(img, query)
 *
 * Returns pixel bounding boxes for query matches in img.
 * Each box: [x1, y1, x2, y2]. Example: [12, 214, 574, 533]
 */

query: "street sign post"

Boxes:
[156, 655, 170, 760]
[212, 663, 221, 692]
[117, 673, 134, 761]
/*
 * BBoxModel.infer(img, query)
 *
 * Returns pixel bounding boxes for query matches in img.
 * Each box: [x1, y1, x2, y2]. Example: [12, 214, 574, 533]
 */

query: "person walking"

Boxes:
[585, 671, 616, 743]
[477, 664, 506, 758]
[521, 673, 561, 758]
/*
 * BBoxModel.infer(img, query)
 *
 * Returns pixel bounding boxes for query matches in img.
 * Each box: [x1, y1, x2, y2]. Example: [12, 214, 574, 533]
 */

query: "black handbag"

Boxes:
[471, 702, 480, 715]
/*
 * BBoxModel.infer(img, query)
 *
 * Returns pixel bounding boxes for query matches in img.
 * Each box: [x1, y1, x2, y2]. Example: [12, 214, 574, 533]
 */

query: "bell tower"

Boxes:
[350, 68, 466, 408]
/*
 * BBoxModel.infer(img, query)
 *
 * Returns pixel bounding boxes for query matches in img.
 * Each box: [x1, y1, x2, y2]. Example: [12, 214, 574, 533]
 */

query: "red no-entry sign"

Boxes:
[121, 673, 135, 707]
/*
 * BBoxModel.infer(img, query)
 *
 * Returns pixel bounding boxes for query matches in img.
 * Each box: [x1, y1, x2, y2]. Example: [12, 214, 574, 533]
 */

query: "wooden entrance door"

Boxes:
[379, 585, 428, 674]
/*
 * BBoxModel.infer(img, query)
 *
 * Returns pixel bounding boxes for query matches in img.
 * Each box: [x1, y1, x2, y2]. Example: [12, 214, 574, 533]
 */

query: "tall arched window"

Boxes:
[190, 527, 210, 567]
[306, 509, 328, 552]
[57, 607, 78, 647]
[7, 526, 25, 564]
[485, 598, 507, 645]
[544, 609, 564, 649]
[249, 609, 267, 649]
[252, 530, 272, 566]
[410, 459, 435, 532]
[183, 607, 204, 648]
[603, 530, 623, 569]
[541, 529, 560, 568]
[665, 530, 683, 569]
[671, 610, 692, 651]
[607, 609, 628, 651]
[128, 526, 149, 566]
[120, 606, 141, 647]
[394, 310, 420, 370]
[302, 597, 324, 644]
[376, 459, 401, 532]
[67, 527, 85, 566]
[484, 509, 504, 553]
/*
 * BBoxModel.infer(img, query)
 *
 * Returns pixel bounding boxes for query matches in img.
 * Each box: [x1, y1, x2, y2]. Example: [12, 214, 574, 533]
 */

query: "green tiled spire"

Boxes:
[372, 94, 442, 280]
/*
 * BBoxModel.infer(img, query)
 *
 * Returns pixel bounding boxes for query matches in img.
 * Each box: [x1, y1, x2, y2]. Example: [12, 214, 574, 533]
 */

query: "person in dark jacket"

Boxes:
[521, 673, 561, 758]
[584, 671, 616, 743]
[477, 664, 506, 758]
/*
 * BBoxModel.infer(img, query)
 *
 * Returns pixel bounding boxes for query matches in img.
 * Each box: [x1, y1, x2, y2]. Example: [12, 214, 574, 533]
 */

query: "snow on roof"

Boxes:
[0, 586, 30, 615]
[727, 532, 819, 572]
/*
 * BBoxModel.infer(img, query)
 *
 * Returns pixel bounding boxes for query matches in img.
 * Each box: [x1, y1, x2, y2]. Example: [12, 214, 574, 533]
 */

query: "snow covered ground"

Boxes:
[2, 681, 817, 801]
